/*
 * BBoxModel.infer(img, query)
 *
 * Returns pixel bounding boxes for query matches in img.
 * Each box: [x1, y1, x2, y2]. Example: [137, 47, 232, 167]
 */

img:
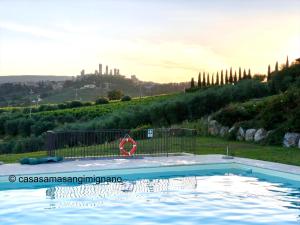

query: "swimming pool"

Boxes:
[1, 163, 300, 225]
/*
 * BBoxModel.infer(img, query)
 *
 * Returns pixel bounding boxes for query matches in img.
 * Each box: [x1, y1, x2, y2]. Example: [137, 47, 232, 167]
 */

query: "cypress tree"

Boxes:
[286, 56, 289, 68]
[229, 67, 233, 83]
[211, 74, 215, 86]
[248, 69, 251, 79]
[220, 70, 224, 85]
[198, 72, 202, 88]
[275, 61, 278, 72]
[225, 69, 229, 84]
[191, 78, 195, 88]
[207, 73, 210, 86]
[202, 72, 206, 87]
[234, 71, 237, 83]
[267, 64, 271, 81]
[243, 69, 247, 79]
[216, 72, 219, 85]
[238, 67, 242, 80]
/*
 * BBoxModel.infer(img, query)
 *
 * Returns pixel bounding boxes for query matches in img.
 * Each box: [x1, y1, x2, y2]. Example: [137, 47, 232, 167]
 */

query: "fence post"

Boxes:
[45, 131, 55, 157]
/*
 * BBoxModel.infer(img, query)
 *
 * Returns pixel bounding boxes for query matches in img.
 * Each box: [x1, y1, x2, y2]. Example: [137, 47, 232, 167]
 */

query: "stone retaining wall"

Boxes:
[207, 119, 300, 148]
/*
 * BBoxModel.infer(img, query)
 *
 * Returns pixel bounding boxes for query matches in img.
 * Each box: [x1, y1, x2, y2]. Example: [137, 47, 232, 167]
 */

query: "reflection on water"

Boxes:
[1, 174, 300, 225]
[45, 176, 198, 208]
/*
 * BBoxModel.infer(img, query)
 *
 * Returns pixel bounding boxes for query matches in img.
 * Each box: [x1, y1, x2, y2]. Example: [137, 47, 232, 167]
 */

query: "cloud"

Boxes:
[0, 21, 69, 40]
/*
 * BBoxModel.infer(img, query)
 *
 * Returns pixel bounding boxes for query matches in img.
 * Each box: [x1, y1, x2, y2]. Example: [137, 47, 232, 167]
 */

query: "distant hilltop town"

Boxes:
[80, 63, 121, 76]
[0, 62, 189, 106]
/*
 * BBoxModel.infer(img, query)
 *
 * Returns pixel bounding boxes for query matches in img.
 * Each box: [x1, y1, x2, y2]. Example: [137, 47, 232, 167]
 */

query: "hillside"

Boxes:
[0, 62, 299, 154]
[212, 87, 300, 145]
[0, 79, 271, 154]
[0, 75, 72, 83]
[0, 74, 188, 106]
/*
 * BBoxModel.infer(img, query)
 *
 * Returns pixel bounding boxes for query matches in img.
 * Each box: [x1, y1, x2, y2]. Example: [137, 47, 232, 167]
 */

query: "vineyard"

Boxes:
[0, 94, 176, 154]
[34, 94, 174, 120]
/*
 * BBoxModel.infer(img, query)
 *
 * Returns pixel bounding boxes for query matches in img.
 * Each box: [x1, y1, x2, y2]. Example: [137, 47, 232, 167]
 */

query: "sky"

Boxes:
[0, 0, 299, 83]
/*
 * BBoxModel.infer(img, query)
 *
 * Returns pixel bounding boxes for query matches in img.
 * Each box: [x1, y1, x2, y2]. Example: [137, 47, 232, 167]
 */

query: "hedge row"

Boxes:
[61, 80, 270, 131]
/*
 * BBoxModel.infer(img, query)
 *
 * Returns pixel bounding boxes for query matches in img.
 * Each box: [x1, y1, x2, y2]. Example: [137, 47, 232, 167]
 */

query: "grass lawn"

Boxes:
[0, 151, 47, 164]
[195, 137, 300, 166]
[0, 136, 299, 166]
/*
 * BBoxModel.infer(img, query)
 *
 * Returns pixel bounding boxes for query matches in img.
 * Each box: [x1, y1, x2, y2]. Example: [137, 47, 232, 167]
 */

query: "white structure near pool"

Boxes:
[1, 154, 300, 225]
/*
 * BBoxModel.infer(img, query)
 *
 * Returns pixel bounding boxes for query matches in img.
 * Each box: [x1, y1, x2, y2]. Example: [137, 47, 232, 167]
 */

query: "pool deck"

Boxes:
[1, 154, 300, 176]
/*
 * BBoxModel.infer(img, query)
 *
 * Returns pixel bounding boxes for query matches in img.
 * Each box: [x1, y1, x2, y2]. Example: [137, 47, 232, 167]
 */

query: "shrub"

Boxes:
[12, 136, 44, 153]
[107, 90, 123, 100]
[95, 97, 109, 105]
[164, 100, 189, 124]
[0, 141, 15, 154]
[213, 103, 257, 127]
[257, 88, 300, 131]
[185, 87, 201, 93]
[58, 103, 67, 109]
[174, 119, 208, 136]
[231, 79, 270, 102]
[262, 128, 285, 146]
[121, 96, 131, 101]
[268, 63, 300, 93]
[130, 124, 152, 140]
[4, 119, 19, 136]
[225, 126, 238, 141]
[38, 104, 58, 112]
[31, 121, 55, 136]
[57, 114, 75, 123]
[18, 118, 34, 137]
[83, 102, 93, 106]
[0, 115, 8, 135]
[67, 101, 83, 108]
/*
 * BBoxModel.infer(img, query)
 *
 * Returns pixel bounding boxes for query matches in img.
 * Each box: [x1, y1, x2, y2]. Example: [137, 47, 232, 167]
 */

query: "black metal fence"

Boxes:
[45, 128, 197, 159]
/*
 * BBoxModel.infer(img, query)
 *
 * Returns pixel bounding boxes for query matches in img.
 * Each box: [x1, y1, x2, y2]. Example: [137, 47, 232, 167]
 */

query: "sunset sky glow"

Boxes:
[0, 0, 299, 82]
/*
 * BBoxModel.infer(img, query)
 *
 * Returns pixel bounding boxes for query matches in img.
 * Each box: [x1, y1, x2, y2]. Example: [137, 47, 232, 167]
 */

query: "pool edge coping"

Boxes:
[1, 154, 300, 177]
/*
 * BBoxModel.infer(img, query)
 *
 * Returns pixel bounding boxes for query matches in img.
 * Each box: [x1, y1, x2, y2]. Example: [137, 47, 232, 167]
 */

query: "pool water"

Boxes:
[1, 164, 300, 225]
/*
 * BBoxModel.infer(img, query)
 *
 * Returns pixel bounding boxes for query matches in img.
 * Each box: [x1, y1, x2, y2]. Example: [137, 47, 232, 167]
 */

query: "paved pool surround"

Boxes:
[1, 154, 300, 176]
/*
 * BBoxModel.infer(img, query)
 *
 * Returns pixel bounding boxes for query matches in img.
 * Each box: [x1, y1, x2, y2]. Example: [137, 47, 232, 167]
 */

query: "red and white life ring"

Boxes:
[119, 137, 137, 156]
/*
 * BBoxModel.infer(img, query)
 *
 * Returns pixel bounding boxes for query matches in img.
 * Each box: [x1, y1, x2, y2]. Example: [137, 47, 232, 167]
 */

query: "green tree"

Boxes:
[4, 119, 19, 136]
[207, 73, 210, 86]
[238, 67, 242, 80]
[211, 74, 215, 86]
[107, 90, 123, 100]
[268, 62, 300, 93]
[220, 70, 224, 85]
[286, 56, 289, 68]
[198, 72, 202, 88]
[68, 101, 83, 108]
[95, 97, 109, 105]
[267, 64, 271, 81]
[31, 121, 55, 136]
[275, 61, 279, 72]
[216, 72, 219, 85]
[121, 96, 131, 101]
[234, 71, 237, 83]
[248, 69, 251, 79]
[243, 69, 247, 79]
[225, 69, 229, 84]
[0, 115, 8, 135]
[190, 78, 195, 88]
[229, 67, 233, 83]
[202, 72, 206, 87]
[18, 118, 34, 137]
